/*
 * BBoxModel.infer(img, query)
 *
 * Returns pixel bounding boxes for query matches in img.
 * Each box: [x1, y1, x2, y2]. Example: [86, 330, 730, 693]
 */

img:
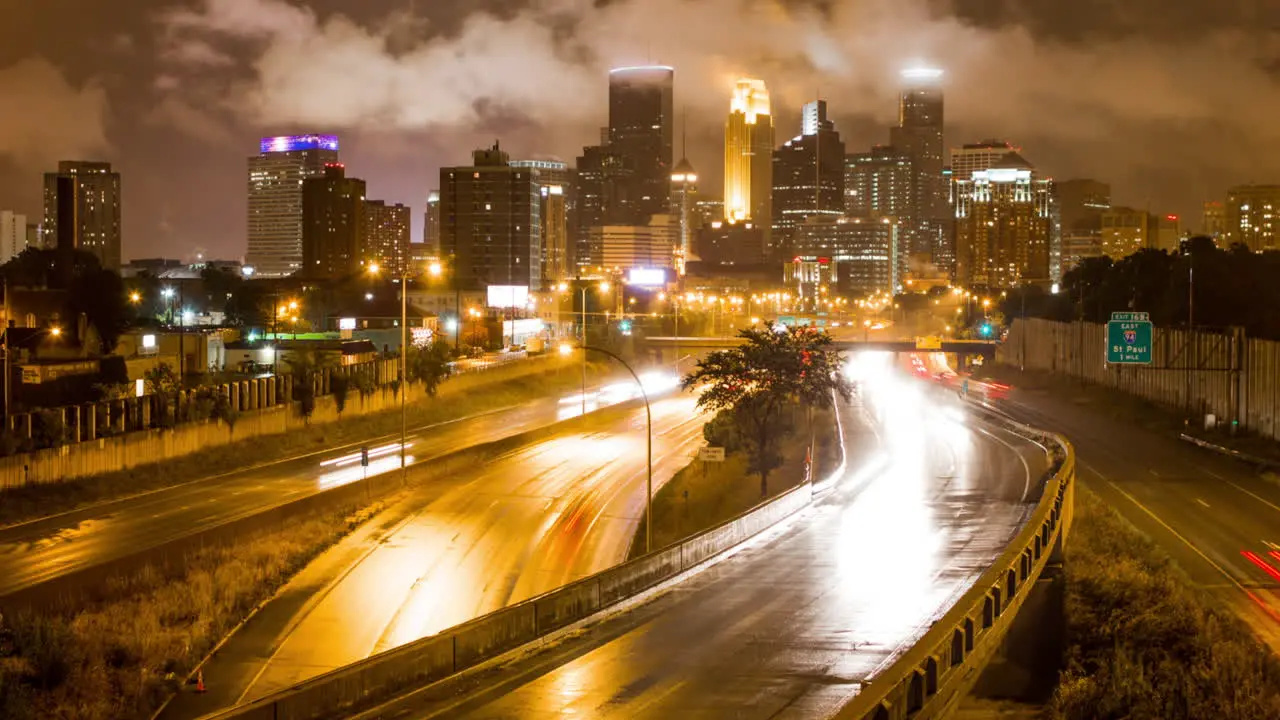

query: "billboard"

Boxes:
[259, 134, 339, 153]
[627, 268, 667, 286]
[487, 285, 530, 309]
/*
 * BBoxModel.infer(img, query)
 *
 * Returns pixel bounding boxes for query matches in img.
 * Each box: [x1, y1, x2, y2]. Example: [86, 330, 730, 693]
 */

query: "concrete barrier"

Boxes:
[200, 466, 817, 720]
[831, 411, 1074, 720]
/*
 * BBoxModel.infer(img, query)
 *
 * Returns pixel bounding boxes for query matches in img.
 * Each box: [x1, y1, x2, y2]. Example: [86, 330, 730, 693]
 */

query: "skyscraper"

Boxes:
[889, 69, 947, 263]
[301, 163, 366, 279]
[1052, 178, 1110, 277]
[608, 66, 674, 224]
[772, 100, 845, 255]
[364, 200, 411, 275]
[724, 78, 774, 253]
[574, 144, 630, 269]
[424, 190, 441, 255]
[949, 140, 1021, 185]
[248, 134, 339, 277]
[0, 211, 27, 265]
[512, 160, 572, 287]
[439, 142, 542, 292]
[1203, 201, 1226, 243]
[845, 146, 913, 218]
[1099, 207, 1150, 260]
[1225, 185, 1280, 251]
[791, 215, 901, 297]
[953, 156, 1054, 289]
[595, 215, 679, 270]
[42, 161, 122, 270]
[670, 156, 699, 274]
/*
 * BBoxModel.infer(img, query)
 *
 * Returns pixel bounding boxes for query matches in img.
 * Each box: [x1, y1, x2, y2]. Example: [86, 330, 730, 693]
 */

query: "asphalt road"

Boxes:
[984, 380, 1280, 653]
[161, 392, 706, 719]
[0, 375, 657, 599]
[373, 364, 1050, 719]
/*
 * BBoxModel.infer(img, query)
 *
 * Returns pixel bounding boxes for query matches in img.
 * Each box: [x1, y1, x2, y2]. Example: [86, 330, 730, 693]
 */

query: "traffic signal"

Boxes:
[979, 322, 994, 337]
[619, 319, 633, 336]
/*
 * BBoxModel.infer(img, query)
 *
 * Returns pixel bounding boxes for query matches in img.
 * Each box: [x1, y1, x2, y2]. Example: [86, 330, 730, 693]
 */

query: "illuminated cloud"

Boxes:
[0, 58, 109, 169]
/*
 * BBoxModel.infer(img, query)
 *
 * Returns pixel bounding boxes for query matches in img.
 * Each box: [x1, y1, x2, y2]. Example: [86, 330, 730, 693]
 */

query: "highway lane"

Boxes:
[160, 390, 706, 717]
[0, 374, 658, 599]
[376, 361, 1051, 719]
[985, 381, 1280, 653]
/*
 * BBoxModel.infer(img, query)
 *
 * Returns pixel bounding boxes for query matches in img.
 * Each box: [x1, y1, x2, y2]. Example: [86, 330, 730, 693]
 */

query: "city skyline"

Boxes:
[2, 0, 1279, 261]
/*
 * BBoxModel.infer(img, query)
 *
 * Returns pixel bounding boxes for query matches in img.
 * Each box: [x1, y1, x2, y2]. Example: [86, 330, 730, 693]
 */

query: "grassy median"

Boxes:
[0, 362, 612, 528]
[629, 406, 838, 560]
[0, 501, 382, 719]
[1050, 486, 1280, 719]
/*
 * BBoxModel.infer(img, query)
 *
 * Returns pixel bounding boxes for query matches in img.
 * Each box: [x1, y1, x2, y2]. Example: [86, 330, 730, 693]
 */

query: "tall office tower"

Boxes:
[0, 211, 27, 264]
[791, 215, 901, 297]
[724, 78, 774, 255]
[1203, 201, 1226, 243]
[1099, 207, 1150, 260]
[608, 66, 674, 224]
[845, 146, 913, 218]
[670, 157, 699, 274]
[512, 160, 572, 287]
[41, 161, 122, 270]
[574, 144, 630, 270]
[595, 215, 679, 270]
[248, 134, 339, 277]
[954, 157, 1054, 288]
[889, 69, 947, 264]
[424, 190, 441, 255]
[772, 100, 845, 256]
[301, 163, 366, 279]
[1151, 214, 1181, 252]
[364, 200, 411, 275]
[439, 142, 542, 292]
[1225, 184, 1280, 251]
[1053, 178, 1111, 277]
[949, 140, 1021, 186]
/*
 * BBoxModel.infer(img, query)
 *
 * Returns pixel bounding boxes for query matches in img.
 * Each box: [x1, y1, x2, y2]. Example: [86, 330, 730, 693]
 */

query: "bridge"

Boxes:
[645, 335, 1000, 362]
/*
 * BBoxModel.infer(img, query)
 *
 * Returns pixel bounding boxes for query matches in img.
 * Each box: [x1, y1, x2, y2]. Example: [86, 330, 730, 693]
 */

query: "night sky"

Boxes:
[1, 0, 1277, 262]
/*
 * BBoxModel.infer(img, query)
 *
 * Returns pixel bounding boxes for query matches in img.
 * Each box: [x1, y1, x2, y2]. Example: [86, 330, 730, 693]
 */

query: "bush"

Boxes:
[331, 373, 350, 415]
[1051, 487, 1280, 719]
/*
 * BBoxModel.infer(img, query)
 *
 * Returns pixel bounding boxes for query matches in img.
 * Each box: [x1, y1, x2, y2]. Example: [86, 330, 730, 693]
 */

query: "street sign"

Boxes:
[698, 446, 726, 462]
[360, 446, 370, 467]
[1106, 312, 1153, 364]
[915, 336, 942, 350]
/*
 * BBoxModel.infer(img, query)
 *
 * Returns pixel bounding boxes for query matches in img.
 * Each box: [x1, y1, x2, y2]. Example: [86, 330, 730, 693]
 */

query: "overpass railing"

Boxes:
[833, 412, 1075, 720]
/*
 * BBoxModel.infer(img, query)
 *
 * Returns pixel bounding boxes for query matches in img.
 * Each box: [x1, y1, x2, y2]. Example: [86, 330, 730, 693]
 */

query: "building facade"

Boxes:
[424, 190, 441, 255]
[574, 144, 630, 270]
[1225, 185, 1280, 252]
[512, 160, 572, 288]
[791, 215, 900, 298]
[608, 66, 674, 225]
[670, 157, 699, 274]
[364, 200, 411, 275]
[845, 146, 913, 219]
[595, 215, 678, 270]
[41, 161, 122, 270]
[1053, 178, 1111, 276]
[301, 164, 366, 279]
[439, 142, 542, 292]
[1100, 206, 1149, 261]
[0, 211, 28, 265]
[771, 100, 845, 257]
[724, 78, 774, 252]
[1203, 200, 1226, 244]
[954, 166, 1054, 288]
[889, 69, 947, 263]
[247, 134, 339, 277]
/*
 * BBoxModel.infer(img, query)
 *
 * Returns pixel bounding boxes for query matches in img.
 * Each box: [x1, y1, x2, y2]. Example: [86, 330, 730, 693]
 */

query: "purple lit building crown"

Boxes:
[260, 134, 339, 154]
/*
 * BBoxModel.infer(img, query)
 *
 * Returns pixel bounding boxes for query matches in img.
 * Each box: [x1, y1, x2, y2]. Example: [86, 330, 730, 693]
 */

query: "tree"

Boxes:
[405, 340, 453, 397]
[683, 326, 851, 497]
[0, 248, 129, 354]
[284, 350, 334, 422]
[143, 362, 182, 428]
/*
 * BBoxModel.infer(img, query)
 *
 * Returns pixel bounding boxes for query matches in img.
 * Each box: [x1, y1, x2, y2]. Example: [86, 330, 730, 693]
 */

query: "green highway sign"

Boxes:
[1106, 312, 1153, 364]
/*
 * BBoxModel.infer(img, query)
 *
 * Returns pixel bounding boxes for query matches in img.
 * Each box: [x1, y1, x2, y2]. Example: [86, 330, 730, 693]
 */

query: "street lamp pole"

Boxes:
[572, 344, 652, 554]
[400, 270, 408, 480]
[580, 285, 587, 417]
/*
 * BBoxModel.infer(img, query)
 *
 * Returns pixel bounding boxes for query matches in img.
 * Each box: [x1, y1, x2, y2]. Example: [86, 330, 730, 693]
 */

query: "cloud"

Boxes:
[154, 0, 1280, 211]
[0, 58, 109, 169]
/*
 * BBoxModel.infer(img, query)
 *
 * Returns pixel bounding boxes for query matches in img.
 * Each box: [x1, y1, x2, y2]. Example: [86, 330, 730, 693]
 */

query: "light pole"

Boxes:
[370, 263, 410, 480]
[561, 342, 653, 554]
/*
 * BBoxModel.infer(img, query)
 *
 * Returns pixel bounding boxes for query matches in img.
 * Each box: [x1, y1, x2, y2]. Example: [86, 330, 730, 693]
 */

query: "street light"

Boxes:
[129, 291, 141, 305]
[561, 342, 653, 554]
[368, 263, 409, 481]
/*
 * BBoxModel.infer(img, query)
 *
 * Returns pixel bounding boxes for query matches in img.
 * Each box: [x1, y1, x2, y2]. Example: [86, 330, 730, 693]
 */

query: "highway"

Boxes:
[365, 355, 1052, 719]
[0, 374, 656, 600]
[983, 377, 1280, 653]
[161, 387, 706, 719]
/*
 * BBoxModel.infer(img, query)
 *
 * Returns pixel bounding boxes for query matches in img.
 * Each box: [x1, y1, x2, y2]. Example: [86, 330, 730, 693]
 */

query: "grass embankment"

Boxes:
[629, 406, 839, 560]
[0, 501, 382, 719]
[0, 362, 610, 528]
[1051, 487, 1280, 719]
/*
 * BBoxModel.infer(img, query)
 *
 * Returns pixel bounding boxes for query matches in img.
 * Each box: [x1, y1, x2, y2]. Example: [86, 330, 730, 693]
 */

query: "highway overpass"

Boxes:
[646, 335, 1000, 362]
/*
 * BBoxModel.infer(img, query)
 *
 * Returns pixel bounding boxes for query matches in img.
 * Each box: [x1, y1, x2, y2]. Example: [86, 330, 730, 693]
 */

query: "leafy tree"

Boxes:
[0, 248, 129, 353]
[285, 350, 334, 422]
[683, 326, 851, 497]
[331, 372, 350, 416]
[406, 340, 454, 397]
[143, 362, 182, 428]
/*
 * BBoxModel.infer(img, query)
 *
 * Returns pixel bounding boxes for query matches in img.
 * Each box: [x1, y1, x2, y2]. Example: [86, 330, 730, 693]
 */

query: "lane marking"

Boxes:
[973, 425, 1034, 503]
[1195, 498, 1211, 509]
[1084, 461, 1280, 624]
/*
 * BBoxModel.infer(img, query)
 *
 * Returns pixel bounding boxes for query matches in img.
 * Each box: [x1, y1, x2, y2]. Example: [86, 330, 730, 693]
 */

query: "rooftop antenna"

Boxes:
[682, 106, 688, 158]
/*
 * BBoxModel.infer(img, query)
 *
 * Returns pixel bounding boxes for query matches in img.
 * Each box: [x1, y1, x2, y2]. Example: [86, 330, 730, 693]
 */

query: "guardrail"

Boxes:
[833, 411, 1074, 720]
[201, 473, 817, 720]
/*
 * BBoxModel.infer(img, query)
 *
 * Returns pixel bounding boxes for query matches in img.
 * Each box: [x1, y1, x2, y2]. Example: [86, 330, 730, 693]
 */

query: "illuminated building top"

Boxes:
[730, 79, 771, 124]
[901, 67, 944, 83]
[260, 134, 340, 154]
